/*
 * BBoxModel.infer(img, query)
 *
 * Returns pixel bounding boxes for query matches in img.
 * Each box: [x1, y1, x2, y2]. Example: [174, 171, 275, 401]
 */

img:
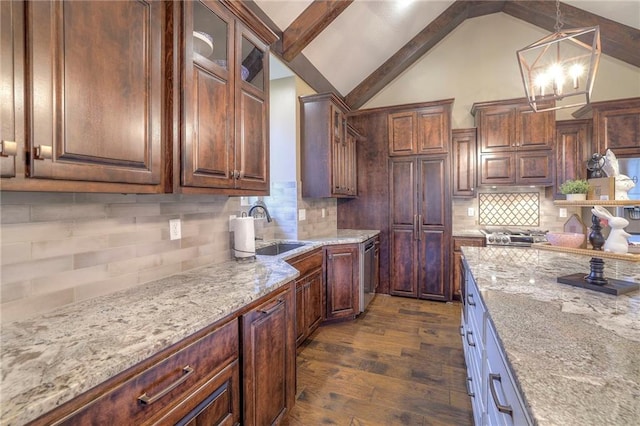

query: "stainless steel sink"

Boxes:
[255, 242, 306, 256]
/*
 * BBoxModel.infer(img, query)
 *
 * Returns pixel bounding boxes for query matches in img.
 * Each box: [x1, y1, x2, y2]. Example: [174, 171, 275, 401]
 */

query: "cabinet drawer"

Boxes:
[485, 323, 532, 426]
[54, 319, 239, 425]
[286, 248, 323, 276]
[453, 237, 485, 251]
[465, 277, 486, 342]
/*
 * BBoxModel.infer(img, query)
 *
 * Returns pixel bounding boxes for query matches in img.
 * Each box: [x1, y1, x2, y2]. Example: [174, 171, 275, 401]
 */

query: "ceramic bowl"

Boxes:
[545, 232, 585, 248]
[193, 31, 214, 57]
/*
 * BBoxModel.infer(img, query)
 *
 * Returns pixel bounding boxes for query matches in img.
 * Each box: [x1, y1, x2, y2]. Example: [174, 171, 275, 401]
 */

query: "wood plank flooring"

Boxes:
[282, 295, 473, 426]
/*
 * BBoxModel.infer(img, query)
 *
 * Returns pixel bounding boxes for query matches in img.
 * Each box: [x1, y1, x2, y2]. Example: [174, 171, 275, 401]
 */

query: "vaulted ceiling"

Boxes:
[247, 0, 640, 110]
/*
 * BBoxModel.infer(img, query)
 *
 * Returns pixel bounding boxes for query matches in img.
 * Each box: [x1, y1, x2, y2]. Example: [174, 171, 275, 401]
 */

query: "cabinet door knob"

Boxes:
[34, 145, 53, 160]
[0, 140, 17, 157]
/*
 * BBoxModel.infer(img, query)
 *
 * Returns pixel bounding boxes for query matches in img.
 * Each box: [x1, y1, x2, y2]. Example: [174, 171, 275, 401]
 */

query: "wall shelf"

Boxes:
[553, 200, 639, 207]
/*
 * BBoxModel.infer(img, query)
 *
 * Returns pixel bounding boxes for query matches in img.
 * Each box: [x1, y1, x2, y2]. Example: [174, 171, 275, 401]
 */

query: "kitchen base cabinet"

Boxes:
[324, 244, 360, 321]
[462, 259, 532, 426]
[242, 283, 296, 426]
[30, 319, 241, 426]
[452, 237, 485, 300]
[287, 248, 323, 346]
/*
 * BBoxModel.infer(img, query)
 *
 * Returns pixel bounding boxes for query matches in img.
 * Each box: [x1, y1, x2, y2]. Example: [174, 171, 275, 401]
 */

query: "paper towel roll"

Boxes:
[233, 217, 255, 258]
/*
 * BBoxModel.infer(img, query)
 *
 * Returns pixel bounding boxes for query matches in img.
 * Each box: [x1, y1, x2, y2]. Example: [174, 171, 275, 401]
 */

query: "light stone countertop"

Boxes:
[0, 229, 379, 426]
[462, 246, 640, 425]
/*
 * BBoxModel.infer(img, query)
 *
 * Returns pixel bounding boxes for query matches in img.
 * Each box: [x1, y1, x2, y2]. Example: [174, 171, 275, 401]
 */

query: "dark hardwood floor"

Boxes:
[282, 295, 473, 425]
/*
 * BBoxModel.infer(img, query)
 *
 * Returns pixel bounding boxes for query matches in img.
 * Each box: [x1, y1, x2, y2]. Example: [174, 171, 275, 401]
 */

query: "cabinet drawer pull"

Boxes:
[466, 330, 476, 347]
[259, 299, 284, 316]
[34, 145, 53, 160]
[0, 140, 17, 157]
[467, 293, 476, 306]
[138, 365, 194, 405]
[466, 377, 475, 397]
[489, 373, 513, 416]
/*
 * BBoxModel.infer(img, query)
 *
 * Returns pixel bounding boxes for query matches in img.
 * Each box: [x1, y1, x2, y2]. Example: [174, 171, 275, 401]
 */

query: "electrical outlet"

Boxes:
[169, 219, 182, 240]
[298, 209, 306, 221]
[321, 208, 326, 218]
[467, 207, 475, 217]
[559, 208, 567, 218]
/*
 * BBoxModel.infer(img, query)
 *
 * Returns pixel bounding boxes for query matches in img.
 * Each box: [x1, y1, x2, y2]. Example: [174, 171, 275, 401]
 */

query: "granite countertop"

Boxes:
[462, 246, 640, 425]
[0, 229, 379, 425]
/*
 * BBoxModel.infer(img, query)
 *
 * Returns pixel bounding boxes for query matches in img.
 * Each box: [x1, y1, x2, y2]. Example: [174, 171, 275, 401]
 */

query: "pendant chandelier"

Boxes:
[517, 0, 601, 112]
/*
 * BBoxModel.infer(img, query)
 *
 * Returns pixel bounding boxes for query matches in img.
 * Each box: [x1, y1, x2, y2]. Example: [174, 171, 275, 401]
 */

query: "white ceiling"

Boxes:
[257, 0, 640, 95]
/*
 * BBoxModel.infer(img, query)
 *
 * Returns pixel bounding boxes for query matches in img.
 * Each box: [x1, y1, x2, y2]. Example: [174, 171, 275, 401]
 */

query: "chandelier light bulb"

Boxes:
[569, 63, 584, 89]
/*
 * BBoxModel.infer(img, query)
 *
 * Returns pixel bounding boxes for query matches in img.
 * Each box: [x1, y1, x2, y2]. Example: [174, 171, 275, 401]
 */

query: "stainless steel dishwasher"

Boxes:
[360, 237, 376, 313]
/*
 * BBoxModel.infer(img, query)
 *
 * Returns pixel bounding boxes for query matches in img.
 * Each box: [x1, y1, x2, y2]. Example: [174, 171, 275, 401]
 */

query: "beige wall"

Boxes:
[363, 13, 640, 126]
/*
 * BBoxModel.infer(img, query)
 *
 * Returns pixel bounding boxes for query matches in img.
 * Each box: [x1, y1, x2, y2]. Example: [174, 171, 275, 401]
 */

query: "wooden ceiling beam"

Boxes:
[282, 0, 354, 62]
[345, 1, 502, 110]
[503, 1, 640, 68]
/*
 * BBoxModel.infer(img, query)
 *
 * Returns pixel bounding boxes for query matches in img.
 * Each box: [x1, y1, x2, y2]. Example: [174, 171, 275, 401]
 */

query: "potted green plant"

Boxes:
[559, 179, 590, 201]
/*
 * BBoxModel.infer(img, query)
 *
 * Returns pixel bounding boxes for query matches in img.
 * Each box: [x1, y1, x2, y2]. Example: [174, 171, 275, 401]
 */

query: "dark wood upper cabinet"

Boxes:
[549, 119, 592, 199]
[181, 1, 273, 194]
[1, 0, 167, 192]
[472, 98, 555, 186]
[0, 0, 18, 179]
[300, 93, 358, 198]
[388, 101, 452, 156]
[573, 97, 640, 157]
[452, 128, 477, 198]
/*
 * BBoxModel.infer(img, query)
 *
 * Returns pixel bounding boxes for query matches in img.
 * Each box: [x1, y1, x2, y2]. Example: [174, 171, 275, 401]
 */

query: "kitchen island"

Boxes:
[462, 246, 640, 425]
[0, 230, 379, 425]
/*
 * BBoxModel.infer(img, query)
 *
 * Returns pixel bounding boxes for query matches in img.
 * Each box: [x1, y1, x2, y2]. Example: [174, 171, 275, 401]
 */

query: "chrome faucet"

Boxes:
[248, 200, 272, 222]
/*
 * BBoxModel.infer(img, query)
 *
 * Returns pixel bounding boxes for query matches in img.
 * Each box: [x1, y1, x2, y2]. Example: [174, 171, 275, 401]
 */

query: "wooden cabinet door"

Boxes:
[479, 153, 516, 185]
[0, 0, 18, 178]
[477, 106, 515, 153]
[182, 1, 235, 189]
[305, 269, 323, 336]
[295, 280, 306, 346]
[516, 151, 554, 185]
[27, 1, 163, 185]
[324, 245, 359, 320]
[389, 157, 418, 297]
[344, 128, 358, 196]
[552, 120, 591, 198]
[242, 287, 294, 426]
[418, 229, 447, 301]
[452, 129, 477, 198]
[595, 106, 640, 156]
[235, 25, 269, 191]
[388, 111, 415, 156]
[417, 156, 448, 227]
[416, 106, 449, 154]
[517, 105, 555, 150]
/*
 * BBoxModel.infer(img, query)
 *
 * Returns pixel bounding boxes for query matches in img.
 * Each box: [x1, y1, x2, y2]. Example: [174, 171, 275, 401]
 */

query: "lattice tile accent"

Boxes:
[478, 192, 539, 226]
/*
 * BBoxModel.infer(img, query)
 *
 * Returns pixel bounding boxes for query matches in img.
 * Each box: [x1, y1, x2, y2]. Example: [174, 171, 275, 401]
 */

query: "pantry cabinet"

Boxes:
[472, 98, 555, 186]
[389, 155, 451, 301]
[180, 0, 275, 194]
[388, 101, 452, 156]
[324, 244, 360, 320]
[2, 0, 168, 193]
[572, 97, 640, 157]
[300, 93, 358, 198]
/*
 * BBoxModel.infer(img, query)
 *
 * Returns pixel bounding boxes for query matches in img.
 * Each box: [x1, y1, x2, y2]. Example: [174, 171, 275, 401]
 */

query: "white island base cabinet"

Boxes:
[462, 258, 532, 426]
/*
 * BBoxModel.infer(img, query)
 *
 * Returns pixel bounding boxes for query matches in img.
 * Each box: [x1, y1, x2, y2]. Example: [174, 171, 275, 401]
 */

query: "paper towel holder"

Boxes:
[232, 215, 256, 261]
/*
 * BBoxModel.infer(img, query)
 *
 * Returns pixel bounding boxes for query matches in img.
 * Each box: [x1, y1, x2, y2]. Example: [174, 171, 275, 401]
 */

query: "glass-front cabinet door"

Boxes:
[182, 0, 235, 189]
[235, 24, 269, 191]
